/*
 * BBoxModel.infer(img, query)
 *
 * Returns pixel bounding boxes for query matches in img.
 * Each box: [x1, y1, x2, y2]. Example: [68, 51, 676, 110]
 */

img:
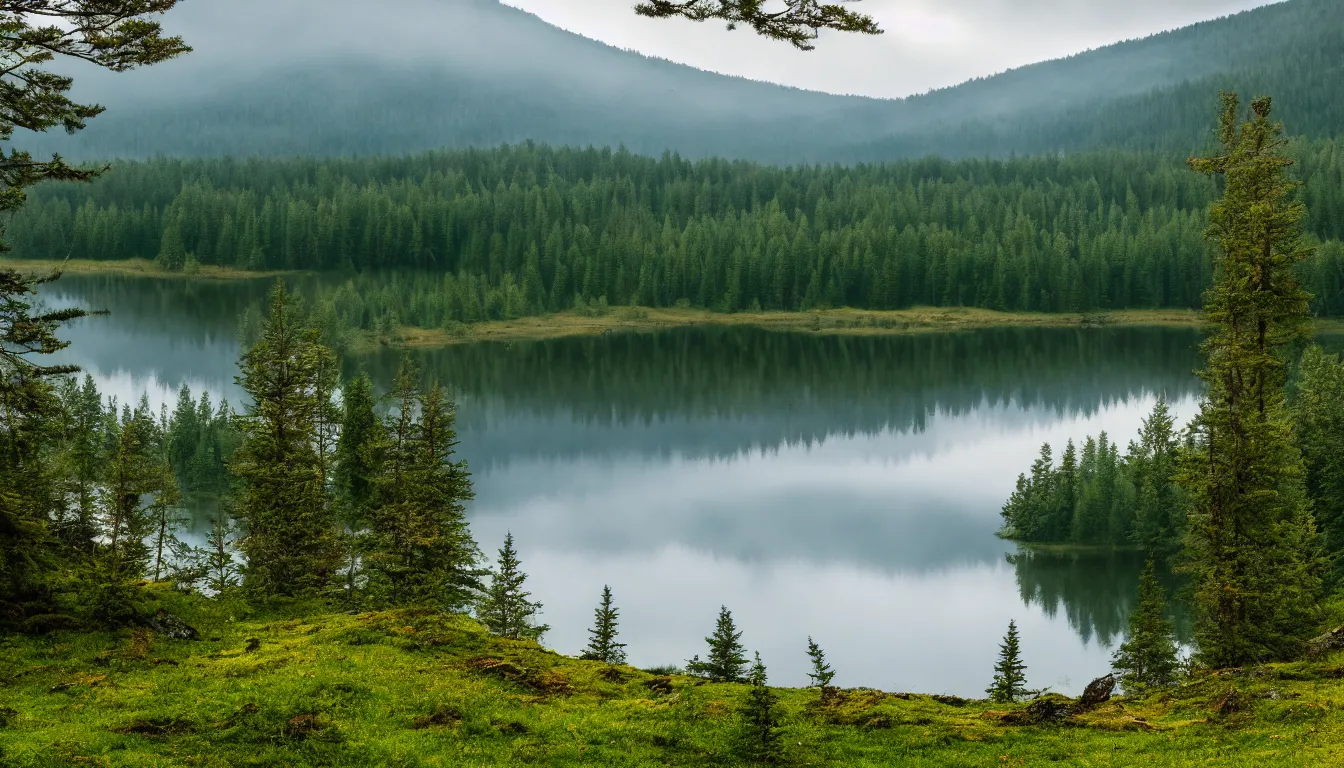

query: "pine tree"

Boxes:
[477, 532, 548, 641]
[805, 636, 836, 690]
[1292, 346, 1344, 578]
[202, 515, 241, 594]
[737, 652, 782, 764]
[230, 281, 342, 597]
[1181, 93, 1324, 667]
[1112, 561, 1180, 692]
[1130, 397, 1183, 555]
[987, 620, 1029, 703]
[582, 585, 627, 664]
[365, 360, 480, 610]
[687, 606, 749, 682]
[335, 371, 382, 524]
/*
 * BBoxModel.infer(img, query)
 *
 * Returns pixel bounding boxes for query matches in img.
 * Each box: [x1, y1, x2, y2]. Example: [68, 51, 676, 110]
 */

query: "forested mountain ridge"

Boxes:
[22, 0, 1344, 163]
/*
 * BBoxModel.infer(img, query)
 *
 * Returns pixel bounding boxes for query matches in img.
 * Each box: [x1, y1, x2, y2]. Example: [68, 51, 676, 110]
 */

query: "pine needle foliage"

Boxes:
[231, 281, 343, 598]
[687, 606, 749, 682]
[805, 636, 836, 689]
[477, 533, 548, 641]
[1180, 93, 1324, 667]
[582, 585, 627, 664]
[987, 620, 1029, 703]
[1112, 561, 1181, 692]
[737, 652, 783, 764]
[633, 0, 882, 51]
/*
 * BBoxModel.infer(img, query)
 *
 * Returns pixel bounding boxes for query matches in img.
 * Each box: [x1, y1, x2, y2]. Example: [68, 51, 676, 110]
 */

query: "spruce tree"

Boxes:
[805, 636, 836, 690]
[335, 371, 382, 524]
[1181, 93, 1324, 667]
[1130, 397, 1183, 556]
[687, 606, 749, 682]
[477, 532, 548, 641]
[1112, 561, 1180, 692]
[202, 515, 241, 594]
[582, 585, 627, 664]
[737, 652, 782, 764]
[231, 281, 342, 597]
[1292, 346, 1344, 578]
[987, 620, 1029, 703]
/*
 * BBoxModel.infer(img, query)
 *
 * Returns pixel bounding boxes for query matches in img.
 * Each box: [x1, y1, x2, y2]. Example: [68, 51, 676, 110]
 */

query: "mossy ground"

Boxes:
[3, 592, 1344, 767]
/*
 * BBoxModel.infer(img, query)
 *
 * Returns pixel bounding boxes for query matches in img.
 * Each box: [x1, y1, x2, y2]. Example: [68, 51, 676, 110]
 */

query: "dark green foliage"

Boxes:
[1000, 399, 1181, 550]
[987, 620, 1029, 704]
[1112, 561, 1181, 692]
[476, 533, 547, 641]
[1180, 94, 1324, 668]
[737, 652, 783, 764]
[1292, 346, 1344, 579]
[165, 385, 239, 498]
[687, 606, 749, 682]
[634, 0, 881, 51]
[11, 144, 1344, 326]
[805, 636, 836, 689]
[230, 282, 343, 598]
[334, 373, 381, 525]
[201, 515, 241, 594]
[363, 359, 480, 611]
[582, 585, 627, 665]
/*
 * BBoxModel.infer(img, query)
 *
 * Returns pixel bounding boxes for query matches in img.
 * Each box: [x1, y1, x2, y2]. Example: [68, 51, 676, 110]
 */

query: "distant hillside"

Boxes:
[21, 0, 1343, 162]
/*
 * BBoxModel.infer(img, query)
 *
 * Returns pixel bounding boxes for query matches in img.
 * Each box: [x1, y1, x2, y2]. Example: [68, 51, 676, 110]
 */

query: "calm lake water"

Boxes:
[39, 274, 1207, 697]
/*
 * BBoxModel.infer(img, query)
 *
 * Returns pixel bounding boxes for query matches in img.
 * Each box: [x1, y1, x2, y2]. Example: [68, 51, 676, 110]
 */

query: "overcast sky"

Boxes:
[503, 0, 1281, 98]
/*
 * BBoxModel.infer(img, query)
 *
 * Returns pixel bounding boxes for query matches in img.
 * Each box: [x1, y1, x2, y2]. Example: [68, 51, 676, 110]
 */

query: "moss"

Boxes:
[3, 603, 1344, 766]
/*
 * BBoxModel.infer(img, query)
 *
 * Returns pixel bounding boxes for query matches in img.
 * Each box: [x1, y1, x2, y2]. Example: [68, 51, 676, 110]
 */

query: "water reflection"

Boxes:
[36, 274, 1208, 695]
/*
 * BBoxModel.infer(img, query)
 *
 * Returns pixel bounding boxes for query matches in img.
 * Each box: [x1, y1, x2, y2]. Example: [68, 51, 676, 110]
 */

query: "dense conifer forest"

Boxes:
[9, 142, 1344, 330]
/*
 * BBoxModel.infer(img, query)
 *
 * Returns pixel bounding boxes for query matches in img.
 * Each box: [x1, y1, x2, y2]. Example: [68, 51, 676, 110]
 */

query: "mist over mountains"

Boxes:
[27, 0, 1344, 163]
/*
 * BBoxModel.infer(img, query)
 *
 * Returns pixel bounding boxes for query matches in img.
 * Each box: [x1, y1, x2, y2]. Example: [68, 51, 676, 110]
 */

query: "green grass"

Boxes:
[3, 593, 1344, 767]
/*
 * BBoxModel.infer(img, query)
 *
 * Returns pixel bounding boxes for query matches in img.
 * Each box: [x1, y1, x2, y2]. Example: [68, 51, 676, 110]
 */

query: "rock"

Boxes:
[1307, 626, 1344, 659]
[1024, 694, 1074, 725]
[147, 609, 200, 641]
[1074, 674, 1116, 713]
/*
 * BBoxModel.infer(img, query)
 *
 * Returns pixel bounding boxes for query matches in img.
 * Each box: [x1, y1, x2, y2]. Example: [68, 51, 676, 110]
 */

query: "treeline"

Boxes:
[1000, 400, 1185, 553]
[9, 143, 1344, 322]
[1001, 347, 1344, 567]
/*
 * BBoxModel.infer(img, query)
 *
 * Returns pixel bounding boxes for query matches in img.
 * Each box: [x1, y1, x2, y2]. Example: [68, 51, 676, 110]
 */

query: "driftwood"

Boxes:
[1074, 674, 1116, 713]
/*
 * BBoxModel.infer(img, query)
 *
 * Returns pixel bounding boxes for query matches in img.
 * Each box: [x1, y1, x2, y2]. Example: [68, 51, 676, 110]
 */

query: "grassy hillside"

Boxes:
[24, 0, 1344, 163]
[3, 592, 1344, 767]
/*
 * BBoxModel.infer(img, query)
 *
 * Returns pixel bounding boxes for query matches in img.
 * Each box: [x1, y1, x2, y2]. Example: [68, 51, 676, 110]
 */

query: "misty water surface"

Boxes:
[40, 274, 1206, 696]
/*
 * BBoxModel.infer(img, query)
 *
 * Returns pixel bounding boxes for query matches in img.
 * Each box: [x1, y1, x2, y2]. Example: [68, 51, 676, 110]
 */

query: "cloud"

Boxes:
[502, 0, 1282, 97]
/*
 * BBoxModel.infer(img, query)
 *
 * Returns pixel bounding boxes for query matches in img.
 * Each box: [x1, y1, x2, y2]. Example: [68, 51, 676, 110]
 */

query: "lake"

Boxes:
[39, 273, 1206, 697]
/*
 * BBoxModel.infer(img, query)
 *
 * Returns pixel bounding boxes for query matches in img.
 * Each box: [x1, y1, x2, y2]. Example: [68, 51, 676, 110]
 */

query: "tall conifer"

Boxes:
[477, 532, 548, 640]
[987, 620, 1029, 703]
[687, 606, 749, 682]
[231, 282, 342, 597]
[1112, 561, 1180, 691]
[583, 585, 627, 664]
[1181, 93, 1323, 666]
[737, 652, 782, 764]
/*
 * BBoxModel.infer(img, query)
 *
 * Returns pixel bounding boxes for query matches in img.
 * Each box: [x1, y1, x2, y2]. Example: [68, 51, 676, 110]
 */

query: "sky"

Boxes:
[502, 0, 1281, 98]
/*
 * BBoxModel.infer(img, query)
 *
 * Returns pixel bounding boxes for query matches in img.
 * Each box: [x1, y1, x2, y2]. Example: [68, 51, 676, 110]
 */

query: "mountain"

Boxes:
[22, 0, 1344, 163]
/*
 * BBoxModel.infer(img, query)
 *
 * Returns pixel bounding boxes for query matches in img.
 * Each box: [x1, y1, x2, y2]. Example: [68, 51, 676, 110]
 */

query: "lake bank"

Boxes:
[365, 307, 1223, 351]
[1, 599, 1340, 767]
[0, 257, 290, 281]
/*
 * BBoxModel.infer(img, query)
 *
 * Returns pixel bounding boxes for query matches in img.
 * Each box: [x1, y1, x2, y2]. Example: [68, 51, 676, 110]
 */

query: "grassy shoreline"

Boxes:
[2, 597, 1342, 767]
[0, 257, 291, 281]
[369, 307, 1219, 350]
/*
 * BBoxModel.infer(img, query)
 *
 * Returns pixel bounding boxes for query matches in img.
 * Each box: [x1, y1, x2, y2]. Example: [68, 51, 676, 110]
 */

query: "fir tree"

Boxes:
[335, 371, 382, 524]
[1130, 397, 1183, 556]
[202, 515, 241, 594]
[230, 281, 342, 597]
[1292, 346, 1344, 579]
[1112, 561, 1180, 692]
[805, 636, 836, 690]
[1181, 93, 1324, 667]
[737, 652, 782, 764]
[687, 606, 749, 682]
[477, 532, 548, 641]
[582, 585, 627, 664]
[987, 620, 1029, 703]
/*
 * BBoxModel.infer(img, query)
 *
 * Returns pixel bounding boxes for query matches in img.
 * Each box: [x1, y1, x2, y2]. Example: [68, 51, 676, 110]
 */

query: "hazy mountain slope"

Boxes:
[21, 0, 1342, 163]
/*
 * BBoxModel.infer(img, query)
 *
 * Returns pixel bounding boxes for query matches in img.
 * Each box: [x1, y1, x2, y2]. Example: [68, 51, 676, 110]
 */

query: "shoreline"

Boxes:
[0, 257, 292, 281]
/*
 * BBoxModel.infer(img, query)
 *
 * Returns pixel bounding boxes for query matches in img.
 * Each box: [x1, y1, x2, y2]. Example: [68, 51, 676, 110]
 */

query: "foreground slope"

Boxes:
[2, 595, 1344, 767]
